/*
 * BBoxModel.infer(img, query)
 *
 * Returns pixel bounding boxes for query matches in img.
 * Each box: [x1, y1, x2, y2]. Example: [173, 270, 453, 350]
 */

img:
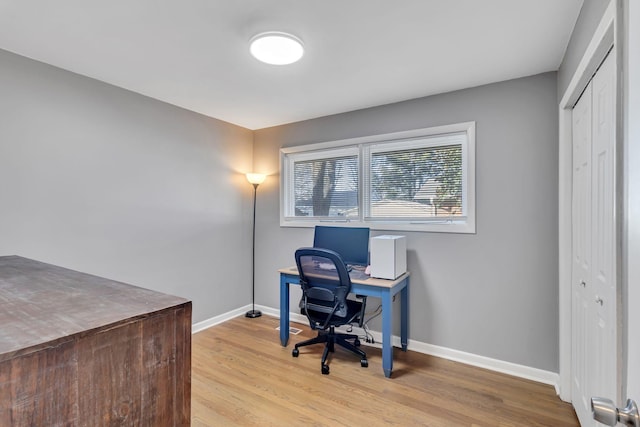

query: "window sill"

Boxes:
[279, 218, 476, 234]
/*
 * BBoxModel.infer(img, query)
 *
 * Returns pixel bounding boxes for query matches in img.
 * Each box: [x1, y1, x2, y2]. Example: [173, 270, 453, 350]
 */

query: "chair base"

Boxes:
[292, 326, 368, 374]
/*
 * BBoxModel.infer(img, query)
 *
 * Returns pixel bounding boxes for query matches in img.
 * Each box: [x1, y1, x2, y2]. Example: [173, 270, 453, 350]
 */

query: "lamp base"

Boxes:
[245, 309, 262, 318]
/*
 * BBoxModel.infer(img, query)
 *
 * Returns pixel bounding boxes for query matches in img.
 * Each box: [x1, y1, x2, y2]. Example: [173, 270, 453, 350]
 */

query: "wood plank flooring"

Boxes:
[191, 315, 579, 426]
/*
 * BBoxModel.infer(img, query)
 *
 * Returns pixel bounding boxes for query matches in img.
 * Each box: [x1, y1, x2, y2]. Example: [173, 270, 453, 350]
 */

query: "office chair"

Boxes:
[292, 247, 368, 375]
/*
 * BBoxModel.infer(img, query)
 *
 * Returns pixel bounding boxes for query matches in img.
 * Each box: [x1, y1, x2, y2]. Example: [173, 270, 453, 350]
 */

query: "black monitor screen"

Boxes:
[313, 226, 370, 266]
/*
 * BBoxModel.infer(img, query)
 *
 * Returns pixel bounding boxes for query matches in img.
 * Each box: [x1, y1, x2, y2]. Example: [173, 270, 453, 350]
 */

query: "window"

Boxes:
[281, 122, 475, 233]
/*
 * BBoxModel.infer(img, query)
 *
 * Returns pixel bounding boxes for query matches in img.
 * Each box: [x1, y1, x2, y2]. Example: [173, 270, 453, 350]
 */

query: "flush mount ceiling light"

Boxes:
[249, 31, 304, 65]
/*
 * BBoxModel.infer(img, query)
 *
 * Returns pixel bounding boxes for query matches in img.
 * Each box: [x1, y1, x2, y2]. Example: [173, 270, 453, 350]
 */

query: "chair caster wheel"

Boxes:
[292, 348, 299, 357]
[354, 339, 361, 347]
[321, 364, 330, 375]
[361, 358, 368, 368]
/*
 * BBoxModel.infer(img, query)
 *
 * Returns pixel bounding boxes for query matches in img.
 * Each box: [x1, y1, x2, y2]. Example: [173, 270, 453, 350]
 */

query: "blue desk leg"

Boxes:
[381, 290, 393, 378]
[401, 277, 409, 351]
[280, 275, 290, 346]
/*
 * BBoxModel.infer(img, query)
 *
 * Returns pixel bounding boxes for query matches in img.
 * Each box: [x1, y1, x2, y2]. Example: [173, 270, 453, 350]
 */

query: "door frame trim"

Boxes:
[558, 0, 617, 402]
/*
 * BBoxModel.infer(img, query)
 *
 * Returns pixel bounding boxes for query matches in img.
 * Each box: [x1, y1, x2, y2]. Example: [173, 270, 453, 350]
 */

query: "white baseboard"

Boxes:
[193, 304, 560, 388]
[409, 340, 559, 387]
[192, 304, 253, 333]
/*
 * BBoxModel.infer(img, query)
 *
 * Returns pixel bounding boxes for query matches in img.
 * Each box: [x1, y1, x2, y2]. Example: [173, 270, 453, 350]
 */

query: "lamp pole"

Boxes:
[245, 174, 265, 318]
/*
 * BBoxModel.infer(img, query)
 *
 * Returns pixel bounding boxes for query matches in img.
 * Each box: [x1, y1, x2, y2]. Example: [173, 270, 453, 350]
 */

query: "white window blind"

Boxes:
[284, 147, 359, 219]
[292, 155, 358, 218]
[364, 133, 466, 221]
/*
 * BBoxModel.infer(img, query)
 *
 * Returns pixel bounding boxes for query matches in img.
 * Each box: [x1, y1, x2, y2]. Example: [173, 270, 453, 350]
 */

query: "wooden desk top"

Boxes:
[0, 255, 190, 361]
[278, 266, 409, 289]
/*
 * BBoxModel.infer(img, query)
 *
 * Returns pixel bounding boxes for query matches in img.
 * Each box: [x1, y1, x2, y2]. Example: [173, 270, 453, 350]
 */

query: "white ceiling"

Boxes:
[0, 1, 583, 130]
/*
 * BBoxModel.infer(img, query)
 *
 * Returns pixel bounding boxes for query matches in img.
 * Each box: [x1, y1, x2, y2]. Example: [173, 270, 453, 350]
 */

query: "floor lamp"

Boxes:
[246, 173, 266, 318]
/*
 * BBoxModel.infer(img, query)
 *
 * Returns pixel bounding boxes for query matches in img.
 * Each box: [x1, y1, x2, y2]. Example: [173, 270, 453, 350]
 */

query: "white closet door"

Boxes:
[571, 82, 594, 427]
[589, 49, 617, 405]
[570, 50, 617, 427]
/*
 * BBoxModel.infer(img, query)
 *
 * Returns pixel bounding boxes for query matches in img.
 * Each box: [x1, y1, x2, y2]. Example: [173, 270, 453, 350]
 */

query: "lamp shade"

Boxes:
[246, 173, 266, 185]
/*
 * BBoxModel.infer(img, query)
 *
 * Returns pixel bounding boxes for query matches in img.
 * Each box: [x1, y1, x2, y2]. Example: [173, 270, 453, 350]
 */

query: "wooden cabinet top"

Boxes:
[0, 255, 190, 362]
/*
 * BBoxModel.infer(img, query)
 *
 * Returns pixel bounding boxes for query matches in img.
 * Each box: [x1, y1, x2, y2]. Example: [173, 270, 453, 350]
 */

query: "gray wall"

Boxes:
[0, 49, 254, 323]
[558, 0, 612, 98]
[254, 72, 560, 372]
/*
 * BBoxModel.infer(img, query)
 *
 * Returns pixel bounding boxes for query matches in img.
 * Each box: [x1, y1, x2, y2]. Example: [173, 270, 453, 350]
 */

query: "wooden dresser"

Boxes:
[0, 256, 192, 426]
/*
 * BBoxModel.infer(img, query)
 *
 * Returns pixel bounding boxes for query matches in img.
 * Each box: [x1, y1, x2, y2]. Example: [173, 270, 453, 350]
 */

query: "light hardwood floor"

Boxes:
[191, 315, 579, 426]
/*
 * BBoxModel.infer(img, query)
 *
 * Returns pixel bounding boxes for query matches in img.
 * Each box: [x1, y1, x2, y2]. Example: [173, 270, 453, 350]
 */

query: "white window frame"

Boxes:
[280, 122, 476, 233]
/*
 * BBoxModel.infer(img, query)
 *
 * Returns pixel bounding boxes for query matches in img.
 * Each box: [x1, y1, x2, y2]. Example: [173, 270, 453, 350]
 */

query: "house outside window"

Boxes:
[281, 122, 475, 233]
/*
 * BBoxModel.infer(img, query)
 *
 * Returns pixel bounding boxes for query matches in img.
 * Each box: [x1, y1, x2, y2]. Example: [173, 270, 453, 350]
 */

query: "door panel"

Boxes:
[570, 50, 617, 427]
[572, 83, 594, 426]
[591, 50, 617, 403]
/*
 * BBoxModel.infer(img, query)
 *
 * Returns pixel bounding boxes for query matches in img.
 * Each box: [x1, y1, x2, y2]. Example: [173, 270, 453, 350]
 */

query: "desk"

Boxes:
[279, 267, 409, 378]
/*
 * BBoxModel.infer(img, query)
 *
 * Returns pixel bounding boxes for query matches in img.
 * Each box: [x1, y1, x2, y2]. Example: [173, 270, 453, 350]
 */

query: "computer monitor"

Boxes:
[313, 225, 370, 266]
